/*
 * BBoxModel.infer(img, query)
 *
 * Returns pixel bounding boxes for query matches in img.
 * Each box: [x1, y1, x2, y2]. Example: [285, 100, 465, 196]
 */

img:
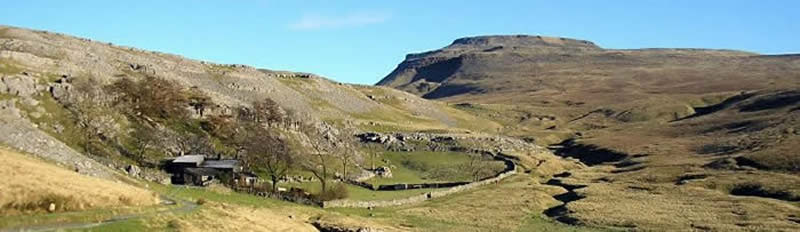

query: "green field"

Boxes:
[276, 151, 505, 201]
[281, 181, 435, 201]
[368, 151, 505, 185]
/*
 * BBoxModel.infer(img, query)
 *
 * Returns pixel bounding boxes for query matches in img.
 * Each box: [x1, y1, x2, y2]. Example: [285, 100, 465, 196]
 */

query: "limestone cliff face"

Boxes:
[0, 24, 477, 129]
[0, 25, 505, 180]
[377, 35, 602, 95]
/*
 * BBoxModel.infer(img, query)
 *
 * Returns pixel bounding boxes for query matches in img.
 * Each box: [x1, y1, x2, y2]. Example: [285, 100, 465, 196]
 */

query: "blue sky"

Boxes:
[1, 1, 798, 84]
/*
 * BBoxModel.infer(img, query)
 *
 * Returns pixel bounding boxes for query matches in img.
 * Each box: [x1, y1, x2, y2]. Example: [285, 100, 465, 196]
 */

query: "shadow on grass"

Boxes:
[730, 183, 800, 202]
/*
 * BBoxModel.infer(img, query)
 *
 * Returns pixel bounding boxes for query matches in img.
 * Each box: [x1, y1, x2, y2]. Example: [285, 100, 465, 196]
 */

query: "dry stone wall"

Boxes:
[322, 161, 517, 208]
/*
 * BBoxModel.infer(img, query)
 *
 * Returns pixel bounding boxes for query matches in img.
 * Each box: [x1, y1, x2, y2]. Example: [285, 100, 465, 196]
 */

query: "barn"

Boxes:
[165, 155, 256, 186]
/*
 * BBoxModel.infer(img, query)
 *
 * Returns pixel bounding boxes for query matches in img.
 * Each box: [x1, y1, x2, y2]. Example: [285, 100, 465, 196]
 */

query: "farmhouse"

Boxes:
[165, 155, 257, 186]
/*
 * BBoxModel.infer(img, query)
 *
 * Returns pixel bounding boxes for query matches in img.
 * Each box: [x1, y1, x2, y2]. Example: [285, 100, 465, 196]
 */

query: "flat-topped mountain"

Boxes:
[377, 35, 776, 103]
[449, 35, 598, 48]
[377, 34, 800, 230]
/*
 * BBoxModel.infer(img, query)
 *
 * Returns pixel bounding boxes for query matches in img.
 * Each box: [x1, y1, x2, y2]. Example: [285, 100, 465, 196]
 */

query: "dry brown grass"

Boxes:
[205, 184, 233, 195]
[153, 202, 318, 232]
[374, 175, 569, 231]
[403, 177, 563, 231]
[0, 146, 158, 215]
[545, 112, 800, 231]
[745, 136, 800, 172]
[561, 175, 800, 231]
[505, 150, 585, 177]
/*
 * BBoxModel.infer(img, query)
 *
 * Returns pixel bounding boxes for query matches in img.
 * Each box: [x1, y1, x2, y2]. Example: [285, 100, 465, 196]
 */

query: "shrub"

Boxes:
[252, 182, 273, 193]
[167, 220, 185, 230]
[313, 183, 349, 201]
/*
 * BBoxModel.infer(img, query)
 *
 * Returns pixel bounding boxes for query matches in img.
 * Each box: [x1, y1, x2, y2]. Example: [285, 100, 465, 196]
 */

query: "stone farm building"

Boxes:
[165, 155, 257, 186]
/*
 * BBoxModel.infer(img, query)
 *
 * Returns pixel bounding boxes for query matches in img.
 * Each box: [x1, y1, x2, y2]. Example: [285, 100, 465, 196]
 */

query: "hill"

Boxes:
[378, 35, 795, 102]
[378, 35, 799, 132]
[379, 35, 800, 230]
[3, 24, 800, 231]
[0, 25, 594, 231]
[0, 24, 508, 174]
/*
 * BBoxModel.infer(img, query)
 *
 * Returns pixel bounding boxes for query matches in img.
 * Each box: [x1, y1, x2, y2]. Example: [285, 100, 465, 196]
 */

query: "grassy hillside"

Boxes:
[7, 24, 800, 231]
[0, 146, 157, 216]
[377, 35, 800, 230]
[0, 25, 602, 231]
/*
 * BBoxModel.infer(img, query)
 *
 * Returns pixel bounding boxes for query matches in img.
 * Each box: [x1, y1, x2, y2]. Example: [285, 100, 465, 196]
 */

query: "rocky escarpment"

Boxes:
[0, 71, 117, 178]
[401, 35, 601, 61]
[376, 35, 603, 97]
[376, 34, 788, 110]
[355, 131, 546, 154]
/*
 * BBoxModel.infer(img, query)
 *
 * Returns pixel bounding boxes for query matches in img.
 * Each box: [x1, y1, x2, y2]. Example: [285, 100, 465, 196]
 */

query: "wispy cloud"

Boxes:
[289, 11, 390, 30]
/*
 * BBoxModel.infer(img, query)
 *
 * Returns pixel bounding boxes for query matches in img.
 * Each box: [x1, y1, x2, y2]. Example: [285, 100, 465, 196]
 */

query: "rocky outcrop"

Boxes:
[311, 221, 383, 232]
[0, 100, 116, 179]
[355, 131, 547, 154]
[1, 74, 42, 97]
[373, 166, 392, 178]
[126, 164, 141, 177]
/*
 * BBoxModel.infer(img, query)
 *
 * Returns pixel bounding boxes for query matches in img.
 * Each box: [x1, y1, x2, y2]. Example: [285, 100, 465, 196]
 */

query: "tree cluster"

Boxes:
[204, 98, 299, 194]
[107, 75, 192, 120]
[100, 75, 357, 199]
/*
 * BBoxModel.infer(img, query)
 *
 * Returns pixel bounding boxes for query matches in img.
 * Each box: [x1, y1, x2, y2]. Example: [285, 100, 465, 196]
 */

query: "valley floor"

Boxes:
[1, 145, 604, 232]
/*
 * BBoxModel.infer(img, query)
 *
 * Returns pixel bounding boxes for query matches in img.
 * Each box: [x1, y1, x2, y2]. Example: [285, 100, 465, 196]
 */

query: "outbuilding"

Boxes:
[165, 155, 255, 186]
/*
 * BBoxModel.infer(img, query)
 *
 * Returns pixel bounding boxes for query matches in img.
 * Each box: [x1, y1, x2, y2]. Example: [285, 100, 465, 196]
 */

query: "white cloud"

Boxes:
[289, 11, 390, 30]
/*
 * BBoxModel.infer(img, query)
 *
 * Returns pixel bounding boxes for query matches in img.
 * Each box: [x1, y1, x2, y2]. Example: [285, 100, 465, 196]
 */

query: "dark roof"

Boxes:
[173, 155, 205, 165]
[201, 160, 240, 169]
[185, 168, 220, 176]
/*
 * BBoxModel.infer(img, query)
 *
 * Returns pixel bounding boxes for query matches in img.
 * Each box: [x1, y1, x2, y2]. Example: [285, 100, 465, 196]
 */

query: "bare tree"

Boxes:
[333, 136, 362, 180]
[462, 155, 493, 182]
[205, 114, 247, 158]
[336, 142, 353, 180]
[240, 98, 288, 127]
[106, 76, 189, 120]
[300, 123, 337, 192]
[242, 129, 294, 194]
[173, 133, 215, 156]
[130, 126, 160, 161]
[187, 87, 212, 117]
[69, 77, 119, 155]
[362, 143, 383, 171]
